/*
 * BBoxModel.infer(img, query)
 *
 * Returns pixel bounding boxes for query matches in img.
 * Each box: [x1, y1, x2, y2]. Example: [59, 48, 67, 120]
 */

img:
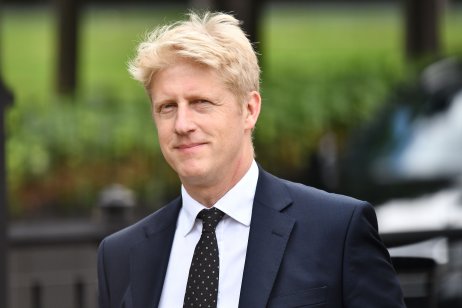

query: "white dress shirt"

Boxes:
[158, 160, 259, 308]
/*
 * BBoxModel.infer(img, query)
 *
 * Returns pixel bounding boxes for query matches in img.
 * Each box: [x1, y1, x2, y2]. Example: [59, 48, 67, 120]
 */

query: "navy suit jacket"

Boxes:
[98, 167, 405, 307]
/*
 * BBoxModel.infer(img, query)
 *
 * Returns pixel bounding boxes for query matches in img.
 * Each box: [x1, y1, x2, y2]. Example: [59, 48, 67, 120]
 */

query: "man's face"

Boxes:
[150, 59, 260, 190]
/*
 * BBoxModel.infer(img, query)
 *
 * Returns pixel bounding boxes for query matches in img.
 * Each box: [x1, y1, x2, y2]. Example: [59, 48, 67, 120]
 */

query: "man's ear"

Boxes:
[244, 91, 261, 130]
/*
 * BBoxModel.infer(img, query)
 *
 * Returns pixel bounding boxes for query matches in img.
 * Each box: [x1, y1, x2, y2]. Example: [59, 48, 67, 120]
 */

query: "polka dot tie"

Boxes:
[183, 208, 225, 308]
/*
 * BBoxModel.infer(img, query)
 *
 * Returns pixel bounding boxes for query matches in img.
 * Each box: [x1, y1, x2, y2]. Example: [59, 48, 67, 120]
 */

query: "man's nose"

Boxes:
[174, 105, 196, 134]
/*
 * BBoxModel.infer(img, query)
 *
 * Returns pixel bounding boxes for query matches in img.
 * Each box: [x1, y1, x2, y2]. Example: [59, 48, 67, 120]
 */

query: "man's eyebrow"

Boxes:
[187, 94, 213, 101]
[152, 97, 174, 105]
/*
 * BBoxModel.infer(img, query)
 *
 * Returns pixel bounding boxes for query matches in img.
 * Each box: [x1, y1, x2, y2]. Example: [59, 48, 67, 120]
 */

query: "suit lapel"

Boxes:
[130, 198, 181, 308]
[239, 169, 295, 308]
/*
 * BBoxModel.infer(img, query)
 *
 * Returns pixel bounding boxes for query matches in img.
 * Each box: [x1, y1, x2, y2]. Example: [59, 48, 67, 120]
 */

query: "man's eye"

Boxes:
[194, 100, 213, 109]
[159, 103, 176, 114]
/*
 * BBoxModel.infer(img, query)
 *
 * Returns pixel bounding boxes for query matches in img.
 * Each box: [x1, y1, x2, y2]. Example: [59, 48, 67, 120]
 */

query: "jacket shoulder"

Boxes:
[261, 168, 368, 212]
[100, 196, 181, 253]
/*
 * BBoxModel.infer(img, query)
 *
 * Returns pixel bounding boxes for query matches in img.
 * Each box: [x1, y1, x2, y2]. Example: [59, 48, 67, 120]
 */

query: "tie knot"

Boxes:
[198, 208, 224, 233]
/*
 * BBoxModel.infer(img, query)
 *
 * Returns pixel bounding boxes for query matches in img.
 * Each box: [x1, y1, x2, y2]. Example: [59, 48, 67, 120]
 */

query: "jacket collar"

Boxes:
[130, 197, 181, 308]
[239, 167, 295, 307]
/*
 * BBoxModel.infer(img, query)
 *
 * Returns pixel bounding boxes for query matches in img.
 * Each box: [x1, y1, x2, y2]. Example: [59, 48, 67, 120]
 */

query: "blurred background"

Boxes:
[1, 0, 462, 307]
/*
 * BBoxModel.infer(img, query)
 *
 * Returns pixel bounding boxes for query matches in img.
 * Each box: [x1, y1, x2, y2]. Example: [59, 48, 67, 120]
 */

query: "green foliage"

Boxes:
[1, 4, 461, 218]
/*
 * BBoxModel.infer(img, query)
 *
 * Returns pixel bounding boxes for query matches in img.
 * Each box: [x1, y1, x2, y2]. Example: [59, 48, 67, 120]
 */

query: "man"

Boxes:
[97, 12, 405, 308]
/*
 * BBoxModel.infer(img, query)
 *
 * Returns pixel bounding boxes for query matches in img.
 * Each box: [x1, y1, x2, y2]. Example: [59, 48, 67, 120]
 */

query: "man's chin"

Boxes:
[178, 168, 216, 187]
[177, 167, 206, 181]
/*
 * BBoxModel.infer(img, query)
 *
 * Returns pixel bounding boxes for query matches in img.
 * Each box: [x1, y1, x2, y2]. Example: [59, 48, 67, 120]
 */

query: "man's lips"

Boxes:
[174, 142, 207, 150]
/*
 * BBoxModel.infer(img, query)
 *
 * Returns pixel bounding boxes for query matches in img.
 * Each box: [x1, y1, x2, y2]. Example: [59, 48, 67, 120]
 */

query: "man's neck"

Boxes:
[182, 158, 254, 207]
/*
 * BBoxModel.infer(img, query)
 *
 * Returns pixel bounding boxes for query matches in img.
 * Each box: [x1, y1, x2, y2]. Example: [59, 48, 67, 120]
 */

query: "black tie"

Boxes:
[183, 208, 225, 308]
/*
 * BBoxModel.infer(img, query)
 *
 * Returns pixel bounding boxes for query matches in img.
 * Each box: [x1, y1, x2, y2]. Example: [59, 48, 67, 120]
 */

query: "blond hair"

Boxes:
[128, 11, 260, 102]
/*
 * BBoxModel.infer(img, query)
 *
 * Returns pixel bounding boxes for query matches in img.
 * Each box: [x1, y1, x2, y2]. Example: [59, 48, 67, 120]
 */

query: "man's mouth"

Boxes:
[175, 142, 207, 150]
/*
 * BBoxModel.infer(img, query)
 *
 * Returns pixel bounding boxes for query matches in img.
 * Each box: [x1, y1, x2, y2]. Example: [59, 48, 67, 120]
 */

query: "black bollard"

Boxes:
[98, 184, 136, 235]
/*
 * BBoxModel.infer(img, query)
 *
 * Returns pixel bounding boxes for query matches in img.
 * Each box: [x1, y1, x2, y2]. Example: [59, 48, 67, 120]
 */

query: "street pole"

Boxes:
[0, 79, 13, 308]
[55, 0, 80, 96]
[0, 4, 13, 303]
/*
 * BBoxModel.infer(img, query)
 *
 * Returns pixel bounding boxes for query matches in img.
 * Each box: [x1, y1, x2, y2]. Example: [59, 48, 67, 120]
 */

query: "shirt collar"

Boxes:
[179, 160, 259, 236]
